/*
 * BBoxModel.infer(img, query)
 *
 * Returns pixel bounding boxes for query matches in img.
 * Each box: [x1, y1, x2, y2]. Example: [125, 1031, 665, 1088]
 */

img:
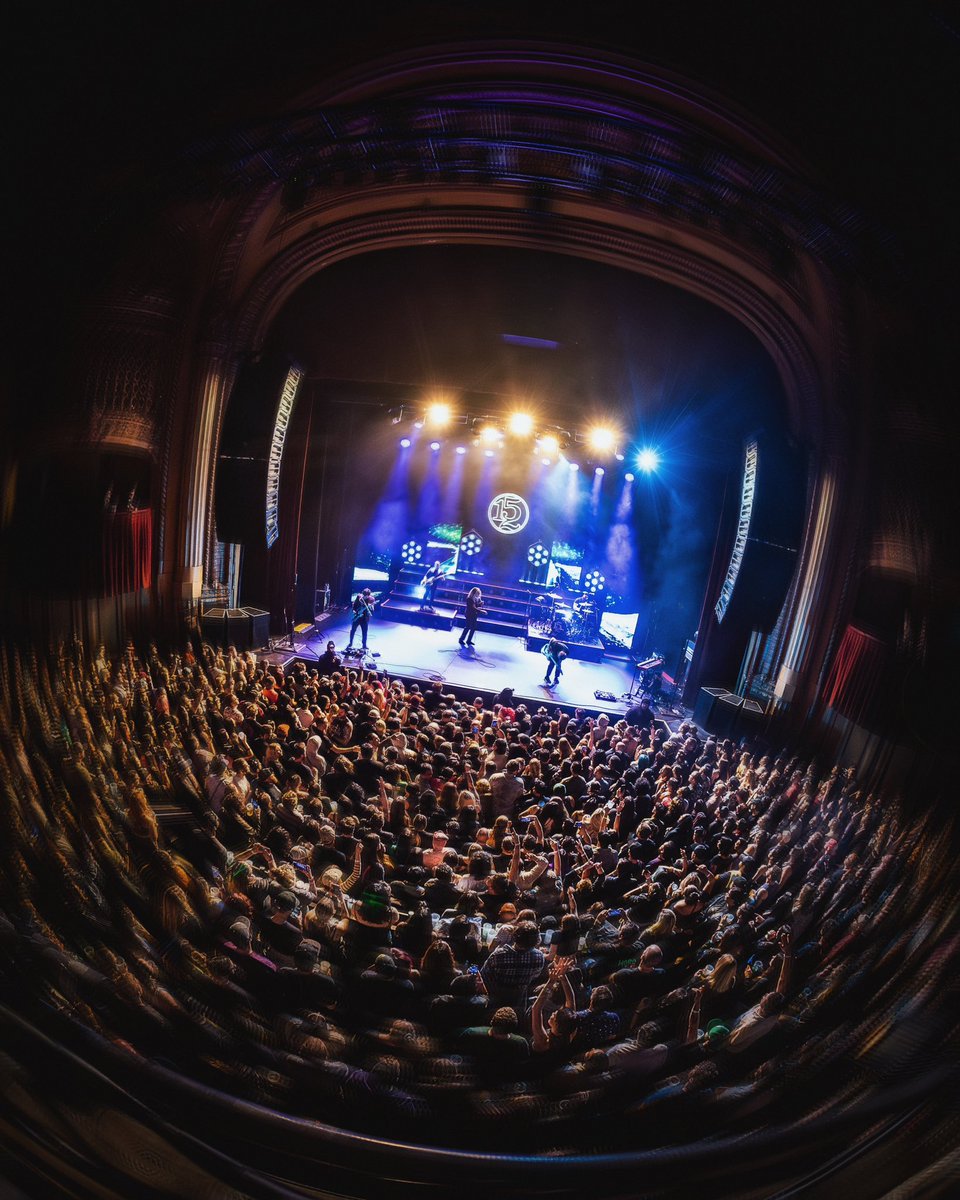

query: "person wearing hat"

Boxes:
[422, 829, 450, 870]
[347, 588, 376, 650]
[255, 888, 304, 966]
[277, 938, 340, 1010]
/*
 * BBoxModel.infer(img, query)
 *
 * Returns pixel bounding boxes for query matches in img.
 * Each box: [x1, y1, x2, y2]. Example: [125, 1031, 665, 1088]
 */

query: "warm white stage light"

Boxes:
[539, 433, 559, 456]
[426, 401, 452, 427]
[509, 411, 534, 435]
[587, 426, 618, 453]
[480, 425, 500, 443]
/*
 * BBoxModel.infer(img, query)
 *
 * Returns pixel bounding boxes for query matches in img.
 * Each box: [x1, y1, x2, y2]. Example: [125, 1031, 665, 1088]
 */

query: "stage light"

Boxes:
[539, 433, 560, 456]
[426, 401, 452, 428]
[414, 420, 424, 429]
[637, 447, 660, 473]
[509, 411, 534, 436]
[484, 448, 495, 457]
[615, 452, 625, 462]
[399, 437, 411, 448]
[625, 472, 635, 482]
[584, 569, 606, 593]
[460, 530, 483, 557]
[401, 540, 423, 564]
[542, 457, 552, 466]
[587, 426, 617, 453]
[480, 424, 500, 443]
[595, 466, 605, 477]
[430, 441, 440, 451]
[455, 445, 467, 455]
[568, 461, 579, 471]
[527, 541, 550, 566]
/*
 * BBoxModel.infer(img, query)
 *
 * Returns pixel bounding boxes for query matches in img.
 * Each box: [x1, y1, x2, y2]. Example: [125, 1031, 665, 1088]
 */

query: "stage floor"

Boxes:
[286, 611, 666, 719]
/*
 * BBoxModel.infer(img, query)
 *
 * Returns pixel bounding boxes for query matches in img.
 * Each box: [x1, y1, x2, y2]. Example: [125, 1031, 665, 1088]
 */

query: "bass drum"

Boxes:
[550, 614, 569, 638]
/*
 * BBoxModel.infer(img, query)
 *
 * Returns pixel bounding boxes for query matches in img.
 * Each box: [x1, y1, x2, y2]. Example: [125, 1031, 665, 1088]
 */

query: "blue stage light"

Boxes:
[455, 445, 466, 454]
[401, 540, 423, 563]
[568, 462, 579, 471]
[400, 437, 411, 448]
[484, 448, 495, 457]
[430, 441, 440, 451]
[625, 472, 635, 482]
[595, 466, 605, 477]
[637, 448, 660, 473]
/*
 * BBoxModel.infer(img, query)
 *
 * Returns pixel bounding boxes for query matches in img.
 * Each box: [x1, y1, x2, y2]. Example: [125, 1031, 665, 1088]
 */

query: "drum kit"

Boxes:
[531, 591, 599, 640]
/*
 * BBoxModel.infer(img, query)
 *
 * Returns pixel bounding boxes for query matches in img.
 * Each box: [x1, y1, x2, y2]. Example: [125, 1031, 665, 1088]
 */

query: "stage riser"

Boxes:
[392, 584, 532, 615]
[380, 603, 455, 631]
[526, 633, 605, 663]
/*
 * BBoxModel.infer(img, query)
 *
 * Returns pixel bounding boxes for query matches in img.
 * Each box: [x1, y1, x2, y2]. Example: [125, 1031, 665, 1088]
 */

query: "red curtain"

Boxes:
[823, 624, 888, 724]
[103, 509, 153, 596]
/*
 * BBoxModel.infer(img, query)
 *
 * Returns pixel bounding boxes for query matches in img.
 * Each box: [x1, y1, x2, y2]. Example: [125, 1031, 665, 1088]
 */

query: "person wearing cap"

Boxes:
[277, 938, 340, 1011]
[255, 889, 303, 966]
[422, 829, 450, 870]
[347, 588, 376, 650]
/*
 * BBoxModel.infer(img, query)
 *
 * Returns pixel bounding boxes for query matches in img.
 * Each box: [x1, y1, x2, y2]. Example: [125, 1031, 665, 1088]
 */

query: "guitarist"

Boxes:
[458, 586, 485, 648]
[419, 559, 449, 612]
[347, 588, 376, 650]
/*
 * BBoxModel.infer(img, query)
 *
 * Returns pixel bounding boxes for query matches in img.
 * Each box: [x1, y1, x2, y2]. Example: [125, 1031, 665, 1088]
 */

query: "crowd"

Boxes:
[0, 636, 954, 1153]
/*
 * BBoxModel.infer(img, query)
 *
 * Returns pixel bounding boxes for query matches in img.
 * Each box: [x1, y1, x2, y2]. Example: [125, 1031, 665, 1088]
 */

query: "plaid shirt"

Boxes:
[480, 944, 545, 993]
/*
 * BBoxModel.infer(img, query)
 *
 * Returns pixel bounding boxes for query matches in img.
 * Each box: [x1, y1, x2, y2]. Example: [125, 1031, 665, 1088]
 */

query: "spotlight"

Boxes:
[615, 452, 625, 462]
[539, 433, 560, 456]
[401, 540, 423, 564]
[568, 461, 579, 471]
[509, 411, 534, 436]
[430, 441, 440, 451]
[426, 401, 452, 428]
[399, 437, 411, 448]
[542, 457, 552, 466]
[480, 424, 500, 444]
[460, 531, 483, 557]
[594, 466, 605, 477]
[455, 445, 466, 455]
[484, 448, 495, 457]
[527, 541, 550, 566]
[587, 426, 617, 453]
[624, 472, 635, 482]
[637, 448, 660, 473]
[583, 569, 606, 593]
[413, 420, 424, 429]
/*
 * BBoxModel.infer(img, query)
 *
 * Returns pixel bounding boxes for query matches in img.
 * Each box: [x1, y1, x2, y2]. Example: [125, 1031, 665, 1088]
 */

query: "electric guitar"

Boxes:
[420, 556, 455, 588]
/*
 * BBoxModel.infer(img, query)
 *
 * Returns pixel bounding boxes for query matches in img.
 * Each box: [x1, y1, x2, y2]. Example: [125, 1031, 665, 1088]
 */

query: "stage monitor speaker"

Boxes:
[712, 692, 744, 738]
[736, 698, 765, 737]
[693, 686, 726, 730]
[200, 607, 227, 648]
[226, 607, 253, 651]
[241, 606, 271, 649]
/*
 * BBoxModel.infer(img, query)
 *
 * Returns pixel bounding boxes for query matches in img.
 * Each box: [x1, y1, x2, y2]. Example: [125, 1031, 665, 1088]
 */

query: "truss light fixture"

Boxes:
[587, 425, 618, 454]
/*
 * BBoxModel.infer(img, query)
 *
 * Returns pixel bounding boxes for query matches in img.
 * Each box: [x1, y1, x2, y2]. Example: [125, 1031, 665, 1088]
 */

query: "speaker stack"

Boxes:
[200, 607, 228, 648]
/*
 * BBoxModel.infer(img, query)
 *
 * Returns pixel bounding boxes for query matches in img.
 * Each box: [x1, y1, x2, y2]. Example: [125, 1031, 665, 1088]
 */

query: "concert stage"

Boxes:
[281, 610, 672, 720]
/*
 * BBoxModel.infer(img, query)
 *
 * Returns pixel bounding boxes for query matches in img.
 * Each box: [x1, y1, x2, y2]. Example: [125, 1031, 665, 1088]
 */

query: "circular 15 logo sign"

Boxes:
[487, 492, 530, 535]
